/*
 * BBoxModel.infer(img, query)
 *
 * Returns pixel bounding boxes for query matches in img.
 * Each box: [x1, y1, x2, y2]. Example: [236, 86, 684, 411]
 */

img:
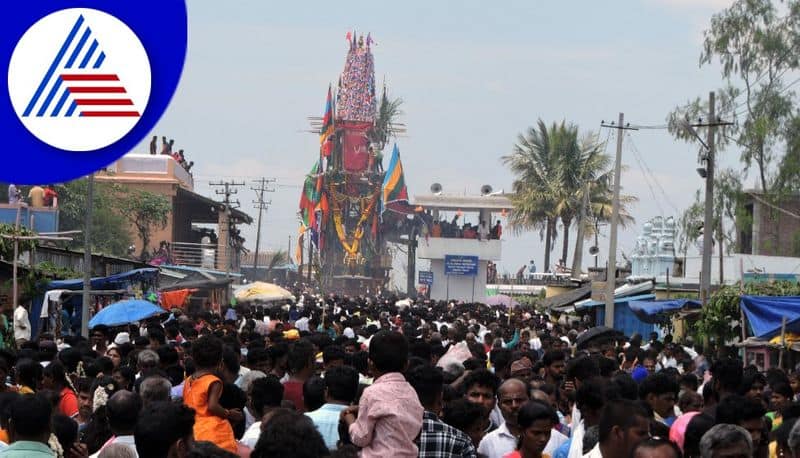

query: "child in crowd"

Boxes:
[341, 330, 423, 458]
[182, 336, 241, 454]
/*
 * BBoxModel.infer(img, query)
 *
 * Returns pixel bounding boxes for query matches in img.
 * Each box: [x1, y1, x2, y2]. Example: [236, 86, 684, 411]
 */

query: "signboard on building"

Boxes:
[444, 255, 479, 276]
[591, 281, 607, 302]
[418, 270, 434, 285]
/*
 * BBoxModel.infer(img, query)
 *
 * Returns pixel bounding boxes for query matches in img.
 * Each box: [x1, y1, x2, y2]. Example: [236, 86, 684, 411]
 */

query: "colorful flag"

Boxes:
[298, 161, 322, 227]
[380, 144, 410, 217]
[320, 85, 334, 157]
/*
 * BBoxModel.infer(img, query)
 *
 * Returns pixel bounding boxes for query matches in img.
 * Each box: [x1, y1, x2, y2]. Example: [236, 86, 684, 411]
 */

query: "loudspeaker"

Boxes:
[480, 184, 493, 196]
[430, 183, 442, 195]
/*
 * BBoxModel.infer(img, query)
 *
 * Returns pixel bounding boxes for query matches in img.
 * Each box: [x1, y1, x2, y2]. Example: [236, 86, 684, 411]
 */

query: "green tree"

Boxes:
[116, 190, 171, 260]
[669, 0, 800, 195]
[369, 87, 404, 153]
[56, 178, 132, 256]
[503, 120, 568, 272]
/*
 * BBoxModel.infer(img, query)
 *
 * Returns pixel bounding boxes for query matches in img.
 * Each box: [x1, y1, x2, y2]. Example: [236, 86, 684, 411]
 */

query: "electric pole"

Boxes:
[251, 178, 275, 278]
[209, 181, 245, 276]
[701, 92, 715, 307]
[81, 173, 94, 338]
[600, 114, 638, 328]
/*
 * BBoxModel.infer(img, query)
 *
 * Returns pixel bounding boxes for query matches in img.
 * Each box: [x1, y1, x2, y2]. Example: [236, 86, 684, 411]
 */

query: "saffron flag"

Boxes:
[380, 144, 410, 217]
[320, 85, 334, 157]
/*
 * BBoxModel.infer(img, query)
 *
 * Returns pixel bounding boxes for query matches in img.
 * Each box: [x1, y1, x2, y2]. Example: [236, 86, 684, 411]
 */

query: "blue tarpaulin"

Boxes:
[33, 268, 159, 337]
[628, 299, 702, 324]
[740, 295, 800, 339]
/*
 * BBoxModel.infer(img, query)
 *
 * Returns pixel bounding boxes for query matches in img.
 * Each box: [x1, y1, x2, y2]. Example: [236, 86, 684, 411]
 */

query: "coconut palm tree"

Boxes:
[503, 120, 571, 272]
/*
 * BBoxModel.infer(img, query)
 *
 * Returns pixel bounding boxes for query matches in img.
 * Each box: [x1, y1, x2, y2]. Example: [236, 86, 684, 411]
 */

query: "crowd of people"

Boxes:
[149, 136, 194, 173]
[7, 184, 58, 208]
[424, 216, 502, 241]
[336, 35, 376, 123]
[0, 291, 798, 457]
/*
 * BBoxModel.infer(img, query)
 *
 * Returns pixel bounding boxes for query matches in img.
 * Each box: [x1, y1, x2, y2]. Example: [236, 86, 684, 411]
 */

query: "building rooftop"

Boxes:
[411, 194, 513, 211]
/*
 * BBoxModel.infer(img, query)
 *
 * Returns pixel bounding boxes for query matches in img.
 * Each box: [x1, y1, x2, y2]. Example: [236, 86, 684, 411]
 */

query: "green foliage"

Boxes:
[0, 224, 37, 260]
[369, 88, 404, 153]
[694, 281, 800, 343]
[502, 120, 635, 272]
[56, 178, 132, 257]
[116, 189, 171, 260]
[669, 0, 800, 196]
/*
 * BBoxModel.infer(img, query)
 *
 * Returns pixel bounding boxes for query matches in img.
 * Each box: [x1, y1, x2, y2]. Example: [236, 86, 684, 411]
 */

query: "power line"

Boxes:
[625, 132, 679, 214]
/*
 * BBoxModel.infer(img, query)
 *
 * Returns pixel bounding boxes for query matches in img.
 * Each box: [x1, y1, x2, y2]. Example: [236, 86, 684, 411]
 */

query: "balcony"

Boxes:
[0, 204, 59, 233]
[417, 237, 501, 261]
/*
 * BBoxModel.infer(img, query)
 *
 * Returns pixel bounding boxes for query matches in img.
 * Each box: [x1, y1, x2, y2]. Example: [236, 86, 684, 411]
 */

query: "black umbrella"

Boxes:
[575, 326, 623, 350]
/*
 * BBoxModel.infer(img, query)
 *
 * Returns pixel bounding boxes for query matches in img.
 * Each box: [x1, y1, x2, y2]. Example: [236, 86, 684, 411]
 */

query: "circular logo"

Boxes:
[8, 8, 151, 152]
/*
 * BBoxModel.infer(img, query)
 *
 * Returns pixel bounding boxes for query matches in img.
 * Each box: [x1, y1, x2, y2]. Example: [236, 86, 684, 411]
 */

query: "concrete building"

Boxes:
[739, 191, 800, 257]
[413, 192, 511, 302]
[95, 154, 252, 272]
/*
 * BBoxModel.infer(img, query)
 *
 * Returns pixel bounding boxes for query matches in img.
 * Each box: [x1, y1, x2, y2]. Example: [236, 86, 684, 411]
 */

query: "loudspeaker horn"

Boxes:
[589, 246, 599, 256]
[430, 183, 443, 195]
[480, 184, 493, 196]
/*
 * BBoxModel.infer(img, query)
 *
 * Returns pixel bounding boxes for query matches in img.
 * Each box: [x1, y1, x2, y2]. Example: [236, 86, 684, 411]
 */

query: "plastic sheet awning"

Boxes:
[628, 299, 702, 324]
[740, 295, 800, 339]
[577, 293, 656, 309]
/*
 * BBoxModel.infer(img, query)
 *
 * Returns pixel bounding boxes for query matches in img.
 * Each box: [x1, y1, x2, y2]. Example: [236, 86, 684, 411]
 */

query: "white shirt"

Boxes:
[240, 421, 261, 448]
[13, 306, 30, 341]
[583, 443, 603, 458]
[90, 434, 138, 458]
[478, 422, 568, 458]
[295, 317, 310, 332]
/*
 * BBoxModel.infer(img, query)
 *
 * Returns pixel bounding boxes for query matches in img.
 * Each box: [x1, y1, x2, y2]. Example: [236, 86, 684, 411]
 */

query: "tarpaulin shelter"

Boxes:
[627, 299, 702, 324]
[740, 295, 800, 339]
[35, 268, 159, 337]
[578, 294, 657, 337]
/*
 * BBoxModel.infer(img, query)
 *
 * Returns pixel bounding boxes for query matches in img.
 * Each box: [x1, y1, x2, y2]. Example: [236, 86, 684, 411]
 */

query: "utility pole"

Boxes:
[685, 92, 731, 307]
[81, 173, 94, 338]
[600, 114, 638, 328]
[251, 178, 275, 278]
[209, 181, 245, 278]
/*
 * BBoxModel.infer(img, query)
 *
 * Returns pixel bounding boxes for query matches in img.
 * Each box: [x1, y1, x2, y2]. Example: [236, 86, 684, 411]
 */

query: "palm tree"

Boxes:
[503, 120, 570, 272]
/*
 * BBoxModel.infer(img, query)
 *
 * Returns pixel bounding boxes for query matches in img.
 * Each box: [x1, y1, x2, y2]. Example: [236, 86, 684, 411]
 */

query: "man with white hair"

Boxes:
[699, 424, 753, 458]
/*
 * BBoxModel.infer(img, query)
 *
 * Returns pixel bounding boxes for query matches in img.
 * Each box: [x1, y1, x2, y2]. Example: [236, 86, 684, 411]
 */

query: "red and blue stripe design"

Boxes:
[22, 14, 140, 118]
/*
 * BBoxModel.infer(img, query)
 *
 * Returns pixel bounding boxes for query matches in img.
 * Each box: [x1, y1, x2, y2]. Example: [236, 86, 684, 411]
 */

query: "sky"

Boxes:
[131, 0, 747, 286]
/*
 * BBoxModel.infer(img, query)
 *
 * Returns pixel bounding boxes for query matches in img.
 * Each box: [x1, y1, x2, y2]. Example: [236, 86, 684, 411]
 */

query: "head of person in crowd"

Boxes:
[576, 377, 611, 428]
[140, 376, 172, 407]
[113, 366, 135, 392]
[407, 363, 448, 416]
[137, 349, 160, 375]
[710, 358, 743, 402]
[715, 394, 767, 448]
[248, 375, 284, 420]
[7, 393, 51, 445]
[324, 365, 358, 406]
[699, 423, 753, 458]
[679, 391, 704, 414]
[639, 372, 679, 422]
[490, 348, 513, 380]
[462, 369, 500, 427]
[91, 325, 110, 352]
[498, 378, 530, 433]
[135, 401, 196, 458]
[106, 390, 142, 437]
[246, 347, 271, 375]
[250, 409, 329, 458]
[739, 372, 767, 408]
[322, 345, 346, 371]
[631, 437, 683, 458]
[368, 330, 408, 378]
[565, 355, 601, 390]
[683, 412, 716, 457]
[510, 356, 534, 384]
[442, 398, 486, 448]
[287, 339, 316, 381]
[15, 357, 42, 392]
[76, 377, 94, 423]
[514, 400, 557, 458]
[303, 376, 327, 413]
[542, 350, 566, 384]
[596, 399, 651, 458]
[771, 382, 794, 414]
[52, 414, 78, 456]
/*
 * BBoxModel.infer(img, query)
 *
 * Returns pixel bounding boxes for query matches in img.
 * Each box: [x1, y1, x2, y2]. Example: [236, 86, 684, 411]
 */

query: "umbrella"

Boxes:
[575, 326, 623, 350]
[89, 299, 166, 328]
[234, 282, 294, 303]
[484, 294, 520, 309]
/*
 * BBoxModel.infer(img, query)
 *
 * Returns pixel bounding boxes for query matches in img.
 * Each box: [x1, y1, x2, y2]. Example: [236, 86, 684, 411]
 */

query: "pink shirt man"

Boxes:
[348, 372, 423, 457]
